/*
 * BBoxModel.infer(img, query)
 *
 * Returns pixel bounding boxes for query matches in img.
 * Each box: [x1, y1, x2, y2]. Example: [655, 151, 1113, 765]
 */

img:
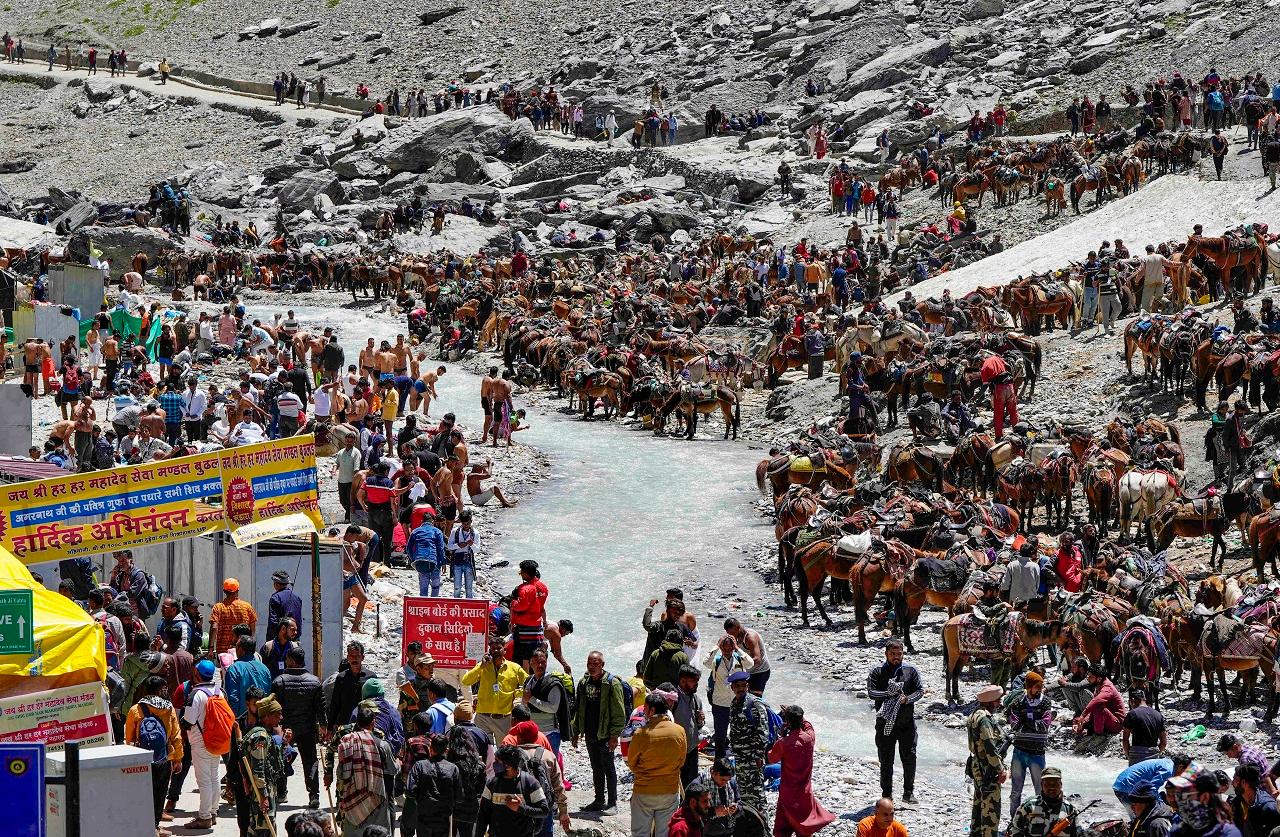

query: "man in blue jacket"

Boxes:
[407, 512, 447, 596]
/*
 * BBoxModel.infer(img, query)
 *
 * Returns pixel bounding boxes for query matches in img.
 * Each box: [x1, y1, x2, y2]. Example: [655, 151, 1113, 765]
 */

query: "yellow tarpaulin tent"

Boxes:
[0, 547, 105, 697]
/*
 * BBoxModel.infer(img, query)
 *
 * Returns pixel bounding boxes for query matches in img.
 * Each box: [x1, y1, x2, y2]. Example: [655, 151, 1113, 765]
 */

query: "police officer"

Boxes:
[967, 683, 1007, 837]
[1007, 766, 1085, 837]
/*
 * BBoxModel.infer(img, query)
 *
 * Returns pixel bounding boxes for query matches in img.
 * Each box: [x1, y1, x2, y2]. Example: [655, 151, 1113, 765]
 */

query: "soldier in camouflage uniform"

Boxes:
[967, 684, 1008, 837]
[728, 671, 770, 813]
[241, 694, 286, 837]
[1006, 767, 1085, 837]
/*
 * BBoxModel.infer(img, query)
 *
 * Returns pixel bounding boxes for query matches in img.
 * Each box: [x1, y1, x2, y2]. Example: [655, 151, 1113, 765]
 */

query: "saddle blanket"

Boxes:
[1203, 622, 1266, 662]
[958, 611, 1023, 657]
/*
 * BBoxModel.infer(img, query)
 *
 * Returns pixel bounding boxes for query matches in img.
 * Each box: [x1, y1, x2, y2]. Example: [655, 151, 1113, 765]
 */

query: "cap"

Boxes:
[415, 653, 437, 667]
[1023, 671, 1043, 686]
[454, 701, 474, 722]
[195, 659, 216, 680]
[271, 570, 290, 584]
[223, 577, 240, 593]
[727, 671, 751, 684]
[975, 684, 1004, 703]
[256, 695, 282, 716]
[1041, 767, 1063, 780]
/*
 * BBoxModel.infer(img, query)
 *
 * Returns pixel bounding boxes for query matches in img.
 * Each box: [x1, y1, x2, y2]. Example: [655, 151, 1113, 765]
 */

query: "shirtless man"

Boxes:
[375, 341, 396, 383]
[192, 272, 209, 301]
[391, 335, 412, 377]
[448, 428, 468, 509]
[479, 366, 499, 440]
[432, 460, 457, 538]
[411, 366, 446, 416]
[306, 329, 329, 382]
[20, 338, 41, 396]
[139, 403, 166, 438]
[49, 418, 75, 445]
[101, 332, 120, 390]
[71, 395, 96, 470]
[466, 459, 518, 508]
[488, 371, 515, 446]
[543, 618, 575, 675]
[358, 338, 378, 380]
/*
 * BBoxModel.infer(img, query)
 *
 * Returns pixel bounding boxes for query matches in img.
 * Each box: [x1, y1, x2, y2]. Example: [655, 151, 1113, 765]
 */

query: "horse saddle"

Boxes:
[881, 320, 905, 338]
[960, 172, 985, 186]
[1202, 612, 1246, 656]
[958, 610, 1022, 657]
[682, 385, 713, 403]
[835, 530, 873, 559]
[995, 166, 1021, 183]
[1226, 234, 1257, 252]
[1187, 496, 1220, 518]
[790, 455, 827, 475]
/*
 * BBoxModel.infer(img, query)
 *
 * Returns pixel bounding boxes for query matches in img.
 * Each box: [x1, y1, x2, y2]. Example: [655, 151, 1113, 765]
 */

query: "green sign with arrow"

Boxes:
[0, 590, 34, 655]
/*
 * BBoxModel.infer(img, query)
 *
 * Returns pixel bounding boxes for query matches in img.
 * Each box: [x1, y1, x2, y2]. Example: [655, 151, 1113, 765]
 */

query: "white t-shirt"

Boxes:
[183, 683, 216, 747]
[1141, 252, 1165, 284]
[312, 388, 331, 418]
[277, 392, 303, 418]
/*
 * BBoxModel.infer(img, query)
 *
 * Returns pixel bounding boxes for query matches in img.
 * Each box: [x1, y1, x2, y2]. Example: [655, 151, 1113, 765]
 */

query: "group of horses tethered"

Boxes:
[758, 427, 1280, 718]
[882, 127, 1207, 218]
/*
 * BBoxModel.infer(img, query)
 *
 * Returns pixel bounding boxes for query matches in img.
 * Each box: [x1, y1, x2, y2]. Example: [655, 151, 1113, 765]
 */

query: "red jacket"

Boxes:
[511, 578, 548, 627]
[1054, 546, 1083, 593]
[668, 805, 704, 837]
[1081, 678, 1126, 733]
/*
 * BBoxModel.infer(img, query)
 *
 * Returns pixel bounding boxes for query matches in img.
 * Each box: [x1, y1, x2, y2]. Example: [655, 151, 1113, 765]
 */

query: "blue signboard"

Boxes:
[0, 742, 45, 837]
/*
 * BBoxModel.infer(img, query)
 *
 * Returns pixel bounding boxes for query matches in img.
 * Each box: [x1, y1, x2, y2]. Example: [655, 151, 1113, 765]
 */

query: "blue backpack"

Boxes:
[137, 704, 169, 763]
[606, 673, 634, 709]
[746, 696, 785, 746]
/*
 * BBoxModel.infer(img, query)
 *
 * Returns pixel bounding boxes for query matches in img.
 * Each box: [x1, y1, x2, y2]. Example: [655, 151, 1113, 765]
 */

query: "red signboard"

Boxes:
[401, 597, 492, 668]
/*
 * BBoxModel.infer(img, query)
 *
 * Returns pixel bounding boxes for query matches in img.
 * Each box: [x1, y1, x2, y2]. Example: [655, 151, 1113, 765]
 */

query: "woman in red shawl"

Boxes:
[768, 706, 836, 837]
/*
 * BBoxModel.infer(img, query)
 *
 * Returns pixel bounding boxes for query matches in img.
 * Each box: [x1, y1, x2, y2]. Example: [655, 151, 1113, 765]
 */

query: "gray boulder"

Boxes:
[256, 18, 281, 36]
[425, 147, 488, 184]
[0, 158, 35, 174]
[277, 19, 320, 37]
[419, 4, 465, 25]
[368, 108, 512, 173]
[317, 52, 355, 70]
[276, 169, 345, 209]
[962, 0, 1005, 19]
[84, 77, 115, 102]
[845, 38, 951, 95]
[67, 224, 173, 266]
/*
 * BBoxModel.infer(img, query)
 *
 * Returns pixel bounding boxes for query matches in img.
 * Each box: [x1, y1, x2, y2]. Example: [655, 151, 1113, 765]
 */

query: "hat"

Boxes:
[1041, 767, 1063, 781]
[454, 701, 474, 723]
[975, 684, 1003, 703]
[727, 671, 751, 684]
[271, 570, 290, 584]
[223, 577, 240, 593]
[414, 653, 437, 668]
[1129, 783, 1158, 803]
[362, 678, 386, 699]
[256, 695, 282, 716]
[195, 659, 216, 680]
[1023, 671, 1043, 686]
[512, 721, 540, 744]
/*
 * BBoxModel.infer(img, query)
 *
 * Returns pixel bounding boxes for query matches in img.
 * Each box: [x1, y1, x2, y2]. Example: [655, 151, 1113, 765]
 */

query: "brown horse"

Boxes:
[945, 432, 995, 494]
[1080, 456, 1119, 536]
[850, 538, 916, 643]
[941, 614, 1064, 702]
[1249, 506, 1280, 580]
[1194, 619, 1279, 718]
[1039, 453, 1077, 529]
[1123, 318, 1164, 386]
[884, 441, 945, 491]
[1147, 491, 1255, 570]
[666, 385, 740, 440]
[996, 462, 1044, 531]
[1184, 234, 1265, 297]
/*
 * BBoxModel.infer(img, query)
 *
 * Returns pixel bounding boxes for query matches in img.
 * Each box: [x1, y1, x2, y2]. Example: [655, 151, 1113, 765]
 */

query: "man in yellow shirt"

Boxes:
[460, 639, 527, 740]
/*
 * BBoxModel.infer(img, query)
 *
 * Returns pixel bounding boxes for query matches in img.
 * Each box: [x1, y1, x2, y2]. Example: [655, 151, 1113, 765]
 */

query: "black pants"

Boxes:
[681, 748, 700, 789]
[369, 505, 394, 557]
[874, 720, 917, 799]
[294, 731, 319, 797]
[151, 761, 169, 824]
[185, 419, 204, 442]
[585, 736, 618, 805]
[1214, 155, 1225, 179]
[337, 482, 352, 520]
[167, 730, 192, 801]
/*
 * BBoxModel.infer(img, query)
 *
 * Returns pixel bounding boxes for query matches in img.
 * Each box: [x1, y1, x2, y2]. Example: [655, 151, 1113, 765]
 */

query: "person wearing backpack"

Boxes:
[126, 675, 183, 835]
[513, 721, 570, 837]
[704, 634, 750, 761]
[522, 648, 571, 754]
[572, 651, 628, 815]
[181, 659, 235, 829]
[109, 550, 150, 616]
[728, 671, 770, 814]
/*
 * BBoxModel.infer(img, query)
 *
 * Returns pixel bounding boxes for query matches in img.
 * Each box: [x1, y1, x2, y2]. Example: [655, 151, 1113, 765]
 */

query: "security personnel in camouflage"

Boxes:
[1007, 767, 1085, 837]
[242, 695, 286, 837]
[967, 683, 1008, 837]
[728, 670, 770, 813]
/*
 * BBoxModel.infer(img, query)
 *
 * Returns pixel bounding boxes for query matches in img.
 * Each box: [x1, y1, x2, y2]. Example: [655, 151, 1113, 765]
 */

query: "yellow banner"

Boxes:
[0, 437, 323, 564]
[0, 453, 225, 563]
[219, 436, 325, 547]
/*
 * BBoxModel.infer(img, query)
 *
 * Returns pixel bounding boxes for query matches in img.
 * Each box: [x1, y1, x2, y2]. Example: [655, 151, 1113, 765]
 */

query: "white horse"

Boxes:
[838, 320, 928, 363]
[1117, 468, 1182, 542]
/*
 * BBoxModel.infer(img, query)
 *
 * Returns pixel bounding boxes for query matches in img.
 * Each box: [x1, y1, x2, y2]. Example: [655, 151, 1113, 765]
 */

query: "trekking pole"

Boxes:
[240, 754, 279, 837]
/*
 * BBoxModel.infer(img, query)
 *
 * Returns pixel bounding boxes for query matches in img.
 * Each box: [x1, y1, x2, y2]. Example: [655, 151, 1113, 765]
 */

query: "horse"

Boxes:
[1184, 234, 1265, 298]
[1039, 452, 1077, 530]
[1069, 166, 1113, 213]
[669, 384, 740, 440]
[1195, 618, 1278, 719]
[940, 614, 1064, 702]
[1158, 327, 1196, 396]
[1146, 491, 1255, 570]
[1080, 456, 1120, 536]
[946, 432, 995, 495]
[996, 461, 1044, 532]
[1117, 468, 1181, 542]
[1123, 318, 1164, 387]
[850, 538, 916, 643]
[1042, 177, 1068, 217]
[884, 441, 945, 492]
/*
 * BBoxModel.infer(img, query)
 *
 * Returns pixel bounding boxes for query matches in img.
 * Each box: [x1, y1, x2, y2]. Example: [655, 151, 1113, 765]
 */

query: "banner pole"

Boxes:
[311, 532, 322, 678]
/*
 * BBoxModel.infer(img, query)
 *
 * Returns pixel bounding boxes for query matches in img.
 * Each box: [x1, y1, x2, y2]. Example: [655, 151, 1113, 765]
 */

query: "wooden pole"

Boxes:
[311, 532, 322, 678]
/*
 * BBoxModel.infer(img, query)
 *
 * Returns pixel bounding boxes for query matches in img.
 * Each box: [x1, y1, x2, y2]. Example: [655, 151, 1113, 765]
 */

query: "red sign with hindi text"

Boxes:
[401, 597, 492, 668]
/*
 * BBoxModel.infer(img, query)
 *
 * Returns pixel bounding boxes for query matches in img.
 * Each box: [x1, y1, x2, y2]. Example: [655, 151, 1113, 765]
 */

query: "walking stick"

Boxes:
[240, 754, 279, 837]
[325, 781, 339, 834]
